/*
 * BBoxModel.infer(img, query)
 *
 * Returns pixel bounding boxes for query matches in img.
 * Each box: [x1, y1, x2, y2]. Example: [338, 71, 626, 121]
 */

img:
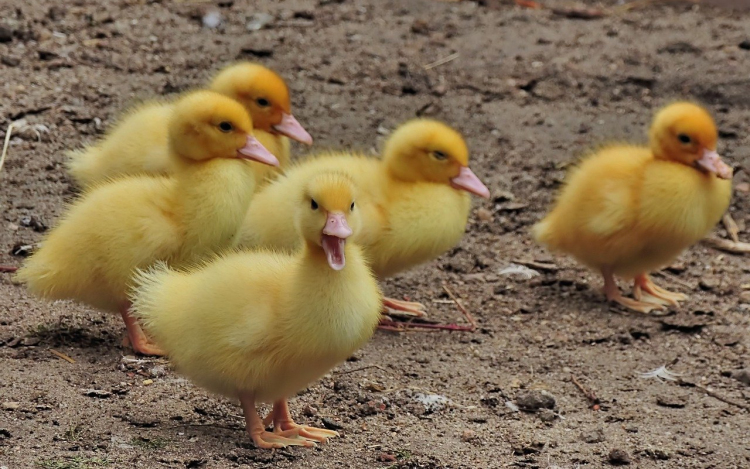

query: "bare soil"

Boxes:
[1, 0, 749, 468]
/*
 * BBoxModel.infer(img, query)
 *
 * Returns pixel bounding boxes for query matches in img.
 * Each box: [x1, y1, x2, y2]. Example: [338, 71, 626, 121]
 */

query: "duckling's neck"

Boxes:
[284, 239, 380, 349]
[173, 157, 259, 263]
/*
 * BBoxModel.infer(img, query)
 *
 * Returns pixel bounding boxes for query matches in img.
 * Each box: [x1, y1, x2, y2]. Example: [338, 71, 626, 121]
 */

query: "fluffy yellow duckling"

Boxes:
[236, 119, 490, 315]
[130, 172, 381, 449]
[533, 102, 733, 313]
[66, 61, 310, 188]
[16, 91, 278, 355]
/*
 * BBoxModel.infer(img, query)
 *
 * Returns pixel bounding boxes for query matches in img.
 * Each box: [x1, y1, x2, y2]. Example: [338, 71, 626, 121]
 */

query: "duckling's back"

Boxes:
[16, 177, 180, 311]
[65, 102, 177, 188]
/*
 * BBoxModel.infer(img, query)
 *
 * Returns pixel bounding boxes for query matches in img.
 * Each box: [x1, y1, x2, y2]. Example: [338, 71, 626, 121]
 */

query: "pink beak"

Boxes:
[273, 112, 313, 145]
[323, 212, 352, 239]
[321, 212, 352, 271]
[450, 166, 491, 199]
[237, 135, 280, 167]
[695, 149, 733, 180]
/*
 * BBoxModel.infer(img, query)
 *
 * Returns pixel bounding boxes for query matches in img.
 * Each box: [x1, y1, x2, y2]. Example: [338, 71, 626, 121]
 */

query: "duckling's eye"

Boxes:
[218, 121, 233, 133]
[432, 150, 448, 161]
[677, 133, 691, 144]
[311, 199, 318, 210]
[350, 202, 355, 211]
[256, 98, 270, 108]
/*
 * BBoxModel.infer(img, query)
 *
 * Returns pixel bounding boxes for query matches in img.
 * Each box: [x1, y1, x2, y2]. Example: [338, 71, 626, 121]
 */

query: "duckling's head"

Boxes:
[649, 102, 732, 179]
[297, 172, 360, 271]
[209, 62, 313, 145]
[168, 91, 279, 167]
[382, 119, 490, 199]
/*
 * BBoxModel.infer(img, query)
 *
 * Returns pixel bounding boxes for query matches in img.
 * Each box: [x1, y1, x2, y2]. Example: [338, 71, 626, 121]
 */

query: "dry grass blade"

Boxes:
[0, 122, 15, 175]
[702, 236, 750, 254]
[423, 53, 459, 70]
[50, 349, 76, 364]
[442, 285, 477, 330]
[722, 214, 740, 243]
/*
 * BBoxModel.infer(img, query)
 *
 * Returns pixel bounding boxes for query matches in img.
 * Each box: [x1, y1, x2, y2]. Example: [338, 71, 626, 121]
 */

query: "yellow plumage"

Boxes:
[131, 172, 381, 449]
[66, 62, 305, 189]
[236, 119, 489, 280]
[533, 102, 733, 313]
[17, 91, 278, 355]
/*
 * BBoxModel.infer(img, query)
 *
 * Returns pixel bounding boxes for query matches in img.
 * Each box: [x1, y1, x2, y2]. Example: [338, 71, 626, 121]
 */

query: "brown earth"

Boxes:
[1, 0, 749, 468]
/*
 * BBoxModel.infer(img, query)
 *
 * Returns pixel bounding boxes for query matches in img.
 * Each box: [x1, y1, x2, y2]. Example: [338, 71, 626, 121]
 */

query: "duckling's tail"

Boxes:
[64, 147, 100, 189]
[129, 261, 180, 334]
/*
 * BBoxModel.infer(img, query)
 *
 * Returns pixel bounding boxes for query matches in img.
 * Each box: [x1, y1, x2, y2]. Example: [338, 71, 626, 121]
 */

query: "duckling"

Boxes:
[66, 62, 310, 188]
[16, 91, 278, 355]
[236, 119, 490, 316]
[130, 172, 381, 449]
[533, 102, 733, 313]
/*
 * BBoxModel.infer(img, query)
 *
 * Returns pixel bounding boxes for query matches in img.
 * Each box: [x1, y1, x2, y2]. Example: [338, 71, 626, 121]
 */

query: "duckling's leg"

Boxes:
[383, 297, 427, 317]
[268, 399, 339, 443]
[633, 274, 687, 306]
[601, 268, 666, 314]
[238, 393, 316, 449]
[119, 303, 166, 356]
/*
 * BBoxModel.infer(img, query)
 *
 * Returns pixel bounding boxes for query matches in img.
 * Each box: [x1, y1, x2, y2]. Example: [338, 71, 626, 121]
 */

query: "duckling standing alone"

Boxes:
[66, 62, 310, 189]
[131, 173, 382, 449]
[16, 91, 278, 355]
[236, 119, 490, 318]
[533, 102, 733, 313]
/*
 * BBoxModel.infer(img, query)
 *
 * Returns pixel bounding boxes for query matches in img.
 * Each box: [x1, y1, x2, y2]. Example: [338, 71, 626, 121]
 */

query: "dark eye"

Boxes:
[311, 199, 318, 210]
[218, 121, 233, 133]
[677, 133, 691, 144]
[350, 202, 355, 211]
[256, 98, 270, 107]
[432, 150, 447, 160]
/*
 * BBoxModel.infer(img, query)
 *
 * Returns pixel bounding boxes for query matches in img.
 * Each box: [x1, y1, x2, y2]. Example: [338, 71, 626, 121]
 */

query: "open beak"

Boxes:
[321, 211, 352, 271]
[272, 113, 313, 145]
[450, 166, 491, 199]
[237, 135, 280, 167]
[695, 149, 733, 180]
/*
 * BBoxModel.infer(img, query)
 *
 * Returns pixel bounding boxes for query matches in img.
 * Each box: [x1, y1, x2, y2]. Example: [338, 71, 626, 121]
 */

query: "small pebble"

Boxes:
[377, 453, 396, 463]
[461, 429, 476, 442]
[608, 448, 631, 465]
[515, 390, 555, 411]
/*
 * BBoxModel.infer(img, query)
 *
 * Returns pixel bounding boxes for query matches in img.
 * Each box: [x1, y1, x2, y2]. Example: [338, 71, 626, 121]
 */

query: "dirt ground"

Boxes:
[1, 0, 749, 467]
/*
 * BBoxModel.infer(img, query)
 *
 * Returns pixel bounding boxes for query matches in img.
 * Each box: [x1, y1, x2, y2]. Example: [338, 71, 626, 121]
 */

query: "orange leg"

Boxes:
[633, 274, 687, 306]
[601, 268, 665, 314]
[267, 399, 339, 443]
[119, 303, 165, 356]
[0, 265, 17, 273]
[239, 393, 315, 449]
[382, 296, 427, 318]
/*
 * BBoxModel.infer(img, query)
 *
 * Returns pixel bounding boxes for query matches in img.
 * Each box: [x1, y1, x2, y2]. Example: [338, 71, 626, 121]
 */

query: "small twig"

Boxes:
[652, 270, 693, 290]
[677, 379, 750, 411]
[423, 52, 459, 70]
[442, 285, 477, 330]
[0, 265, 18, 273]
[571, 374, 601, 410]
[334, 364, 385, 376]
[50, 349, 76, 364]
[702, 236, 750, 254]
[722, 214, 740, 243]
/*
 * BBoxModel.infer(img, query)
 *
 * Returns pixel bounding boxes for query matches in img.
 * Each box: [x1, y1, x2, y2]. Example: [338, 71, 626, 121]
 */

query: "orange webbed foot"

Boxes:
[120, 303, 166, 356]
[268, 399, 339, 444]
[633, 274, 687, 306]
[601, 269, 666, 314]
[383, 296, 427, 318]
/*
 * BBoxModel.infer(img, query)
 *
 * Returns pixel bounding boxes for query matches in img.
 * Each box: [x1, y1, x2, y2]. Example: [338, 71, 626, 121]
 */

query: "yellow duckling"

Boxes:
[130, 172, 381, 449]
[16, 91, 278, 355]
[533, 102, 733, 313]
[235, 119, 490, 315]
[66, 61, 310, 188]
